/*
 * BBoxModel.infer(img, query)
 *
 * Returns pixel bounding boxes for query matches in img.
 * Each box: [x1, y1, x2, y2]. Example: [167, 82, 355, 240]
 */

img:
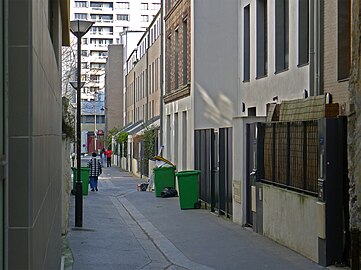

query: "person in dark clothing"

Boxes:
[87, 152, 102, 191]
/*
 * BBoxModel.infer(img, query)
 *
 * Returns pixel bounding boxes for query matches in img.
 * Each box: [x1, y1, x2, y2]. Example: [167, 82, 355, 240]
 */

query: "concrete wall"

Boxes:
[163, 97, 192, 169]
[6, 0, 67, 268]
[105, 45, 124, 133]
[193, 0, 238, 129]
[62, 137, 72, 235]
[262, 184, 319, 262]
[348, 0, 361, 265]
[232, 116, 265, 225]
[238, 0, 309, 116]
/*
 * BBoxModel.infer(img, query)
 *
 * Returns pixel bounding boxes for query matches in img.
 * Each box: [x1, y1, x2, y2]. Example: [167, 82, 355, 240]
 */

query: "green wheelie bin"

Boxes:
[153, 166, 176, 197]
[175, 170, 201, 209]
[71, 167, 90, 195]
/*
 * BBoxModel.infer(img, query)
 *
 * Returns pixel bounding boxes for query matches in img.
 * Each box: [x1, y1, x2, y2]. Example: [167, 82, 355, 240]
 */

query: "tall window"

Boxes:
[141, 3, 149, 10]
[141, 15, 149, 22]
[166, 36, 171, 93]
[244, 5, 250, 81]
[257, 0, 268, 78]
[182, 20, 188, 85]
[166, 115, 171, 158]
[182, 111, 187, 170]
[275, 0, 289, 72]
[174, 113, 179, 165]
[338, 0, 351, 80]
[298, 0, 309, 65]
[174, 29, 179, 89]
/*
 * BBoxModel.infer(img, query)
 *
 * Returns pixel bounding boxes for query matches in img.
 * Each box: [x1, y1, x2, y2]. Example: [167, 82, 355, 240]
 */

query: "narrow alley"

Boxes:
[66, 166, 324, 270]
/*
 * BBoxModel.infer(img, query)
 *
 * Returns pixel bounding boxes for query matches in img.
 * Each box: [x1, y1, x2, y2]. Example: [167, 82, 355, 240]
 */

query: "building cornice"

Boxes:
[163, 83, 190, 104]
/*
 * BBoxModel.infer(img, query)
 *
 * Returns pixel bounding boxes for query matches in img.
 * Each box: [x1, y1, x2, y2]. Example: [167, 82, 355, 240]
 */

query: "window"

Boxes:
[257, 0, 268, 77]
[81, 50, 88, 56]
[174, 29, 179, 89]
[338, 0, 351, 80]
[298, 0, 309, 65]
[141, 3, 149, 10]
[117, 14, 129, 21]
[81, 38, 88, 45]
[75, 1, 87, 8]
[167, 0, 171, 12]
[183, 20, 188, 85]
[152, 3, 161, 10]
[75, 13, 87, 20]
[118, 2, 130, 9]
[182, 111, 187, 170]
[174, 113, 179, 165]
[166, 115, 171, 158]
[90, 75, 101, 82]
[166, 36, 171, 93]
[244, 5, 250, 81]
[275, 0, 289, 72]
[81, 62, 89, 69]
[141, 15, 149, 22]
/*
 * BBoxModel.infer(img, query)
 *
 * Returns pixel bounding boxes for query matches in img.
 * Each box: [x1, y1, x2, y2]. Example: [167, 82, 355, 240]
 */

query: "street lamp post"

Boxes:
[94, 96, 97, 153]
[70, 20, 94, 228]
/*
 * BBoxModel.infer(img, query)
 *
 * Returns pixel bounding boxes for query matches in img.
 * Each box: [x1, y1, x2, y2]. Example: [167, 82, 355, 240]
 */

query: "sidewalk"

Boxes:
[66, 166, 325, 270]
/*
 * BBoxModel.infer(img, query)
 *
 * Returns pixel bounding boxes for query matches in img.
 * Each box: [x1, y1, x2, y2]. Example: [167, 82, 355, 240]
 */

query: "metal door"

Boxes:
[195, 129, 215, 210]
[218, 128, 233, 216]
[246, 123, 256, 225]
[0, 1, 4, 266]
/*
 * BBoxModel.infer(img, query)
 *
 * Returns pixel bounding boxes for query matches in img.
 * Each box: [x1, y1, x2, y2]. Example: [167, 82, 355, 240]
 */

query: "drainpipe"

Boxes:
[160, 0, 164, 148]
[309, 0, 315, 97]
[316, 0, 322, 95]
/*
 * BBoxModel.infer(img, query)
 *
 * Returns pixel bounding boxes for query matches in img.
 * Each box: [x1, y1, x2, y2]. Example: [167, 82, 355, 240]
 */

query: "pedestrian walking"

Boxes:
[87, 152, 102, 191]
[106, 147, 113, 167]
[101, 147, 106, 165]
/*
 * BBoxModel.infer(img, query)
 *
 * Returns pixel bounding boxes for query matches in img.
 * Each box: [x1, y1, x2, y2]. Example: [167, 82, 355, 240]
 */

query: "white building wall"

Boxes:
[163, 98, 192, 169]
[193, 0, 238, 130]
[238, 0, 309, 116]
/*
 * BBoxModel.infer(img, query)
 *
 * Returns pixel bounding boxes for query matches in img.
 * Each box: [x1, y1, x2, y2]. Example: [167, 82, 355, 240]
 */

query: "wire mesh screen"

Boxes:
[290, 122, 304, 189]
[275, 123, 288, 185]
[263, 120, 318, 195]
[306, 122, 318, 192]
[264, 124, 273, 180]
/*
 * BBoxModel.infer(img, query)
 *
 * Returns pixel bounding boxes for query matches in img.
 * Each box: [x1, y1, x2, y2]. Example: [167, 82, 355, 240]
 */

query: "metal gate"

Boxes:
[194, 129, 215, 209]
[217, 128, 233, 216]
[195, 128, 233, 216]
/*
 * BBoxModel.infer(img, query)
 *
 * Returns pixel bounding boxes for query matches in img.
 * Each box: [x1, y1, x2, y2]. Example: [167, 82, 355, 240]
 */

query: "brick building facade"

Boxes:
[164, 0, 191, 103]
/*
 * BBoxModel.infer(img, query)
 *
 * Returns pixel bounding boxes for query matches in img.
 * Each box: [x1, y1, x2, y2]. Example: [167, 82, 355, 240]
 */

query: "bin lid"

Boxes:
[71, 167, 91, 171]
[153, 155, 175, 167]
[175, 170, 201, 177]
[153, 166, 175, 171]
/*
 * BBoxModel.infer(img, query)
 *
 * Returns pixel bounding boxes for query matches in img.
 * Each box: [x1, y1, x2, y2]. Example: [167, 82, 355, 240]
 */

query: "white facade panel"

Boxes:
[238, 0, 309, 116]
[192, 0, 238, 130]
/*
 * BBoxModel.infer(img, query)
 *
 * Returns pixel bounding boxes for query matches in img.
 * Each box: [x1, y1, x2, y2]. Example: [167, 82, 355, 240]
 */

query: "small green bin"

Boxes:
[71, 167, 90, 196]
[175, 170, 201, 209]
[153, 166, 176, 197]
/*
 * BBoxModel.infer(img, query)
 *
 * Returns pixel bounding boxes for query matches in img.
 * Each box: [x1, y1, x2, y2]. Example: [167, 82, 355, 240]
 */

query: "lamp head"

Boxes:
[70, 20, 94, 38]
